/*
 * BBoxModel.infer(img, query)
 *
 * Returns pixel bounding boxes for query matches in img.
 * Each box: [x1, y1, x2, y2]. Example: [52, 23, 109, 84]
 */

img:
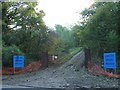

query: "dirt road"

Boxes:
[2, 51, 119, 89]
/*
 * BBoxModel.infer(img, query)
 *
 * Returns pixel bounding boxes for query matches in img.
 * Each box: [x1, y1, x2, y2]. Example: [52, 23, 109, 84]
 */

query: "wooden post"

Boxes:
[41, 52, 48, 68]
[84, 48, 91, 68]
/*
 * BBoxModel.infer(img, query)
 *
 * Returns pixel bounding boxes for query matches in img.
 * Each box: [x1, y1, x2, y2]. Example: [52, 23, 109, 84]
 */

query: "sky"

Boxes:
[37, 0, 94, 28]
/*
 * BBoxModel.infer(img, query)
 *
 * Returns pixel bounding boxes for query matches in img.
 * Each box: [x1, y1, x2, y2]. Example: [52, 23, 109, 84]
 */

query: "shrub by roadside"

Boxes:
[2, 45, 24, 67]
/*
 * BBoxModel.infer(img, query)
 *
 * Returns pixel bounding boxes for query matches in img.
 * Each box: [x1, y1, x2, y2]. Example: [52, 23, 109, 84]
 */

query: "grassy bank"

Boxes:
[59, 47, 82, 63]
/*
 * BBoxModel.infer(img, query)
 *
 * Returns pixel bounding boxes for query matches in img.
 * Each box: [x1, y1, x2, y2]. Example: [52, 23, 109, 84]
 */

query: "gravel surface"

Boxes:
[2, 51, 119, 89]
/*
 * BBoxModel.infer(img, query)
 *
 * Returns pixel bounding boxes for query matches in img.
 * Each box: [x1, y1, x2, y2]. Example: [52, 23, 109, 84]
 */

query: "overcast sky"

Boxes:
[37, 0, 94, 28]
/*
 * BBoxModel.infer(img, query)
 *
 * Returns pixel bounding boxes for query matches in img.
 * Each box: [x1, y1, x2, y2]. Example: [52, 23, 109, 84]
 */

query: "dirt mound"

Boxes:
[2, 61, 42, 75]
[87, 60, 120, 78]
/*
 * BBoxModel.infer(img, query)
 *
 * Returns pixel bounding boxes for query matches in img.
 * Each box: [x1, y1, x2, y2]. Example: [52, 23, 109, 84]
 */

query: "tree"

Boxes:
[76, 2, 119, 58]
[71, 24, 85, 47]
[55, 24, 75, 50]
[2, 2, 49, 64]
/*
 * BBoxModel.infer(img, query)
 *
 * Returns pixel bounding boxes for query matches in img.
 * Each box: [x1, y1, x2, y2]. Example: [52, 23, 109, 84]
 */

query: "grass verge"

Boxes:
[59, 47, 82, 63]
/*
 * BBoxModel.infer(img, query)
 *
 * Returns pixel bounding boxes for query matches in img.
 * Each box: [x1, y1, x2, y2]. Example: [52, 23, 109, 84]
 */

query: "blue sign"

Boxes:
[13, 56, 24, 68]
[104, 53, 116, 69]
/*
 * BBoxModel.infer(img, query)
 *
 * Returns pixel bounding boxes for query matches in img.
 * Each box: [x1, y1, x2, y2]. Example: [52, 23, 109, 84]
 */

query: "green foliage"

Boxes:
[71, 25, 85, 47]
[55, 24, 76, 49]
[2, 2, 45, 32]
[2, 45, 24, 67]
[2, 2, 49, 62]
[76, 2, 119, 58]
[59, 47, 82, 63]
[46, 30, 61, 55]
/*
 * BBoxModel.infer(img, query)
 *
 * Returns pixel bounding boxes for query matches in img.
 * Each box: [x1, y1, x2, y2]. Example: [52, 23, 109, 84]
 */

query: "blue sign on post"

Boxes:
[104, 53, 116, 71]
[13, 56, 24, 68]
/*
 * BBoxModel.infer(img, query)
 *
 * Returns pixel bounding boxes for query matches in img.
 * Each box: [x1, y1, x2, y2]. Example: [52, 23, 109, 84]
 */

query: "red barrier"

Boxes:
[87, 60, 120, 78]
[1, 59, 60, 75]
[2, 61, 42, 75]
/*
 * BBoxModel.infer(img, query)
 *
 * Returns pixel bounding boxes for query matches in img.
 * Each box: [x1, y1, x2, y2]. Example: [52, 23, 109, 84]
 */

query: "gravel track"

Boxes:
[2, 51, 119, 89]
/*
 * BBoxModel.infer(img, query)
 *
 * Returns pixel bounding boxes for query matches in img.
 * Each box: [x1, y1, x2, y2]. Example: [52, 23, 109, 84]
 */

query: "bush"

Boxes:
[2, 45, 24, 67]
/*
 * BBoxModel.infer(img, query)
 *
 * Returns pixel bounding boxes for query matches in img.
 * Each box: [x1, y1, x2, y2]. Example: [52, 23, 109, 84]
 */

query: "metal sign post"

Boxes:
[104, 52, 116, 74]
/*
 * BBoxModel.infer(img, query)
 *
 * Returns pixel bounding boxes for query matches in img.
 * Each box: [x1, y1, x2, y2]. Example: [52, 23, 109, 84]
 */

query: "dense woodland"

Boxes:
[1, 2, 120, 68]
